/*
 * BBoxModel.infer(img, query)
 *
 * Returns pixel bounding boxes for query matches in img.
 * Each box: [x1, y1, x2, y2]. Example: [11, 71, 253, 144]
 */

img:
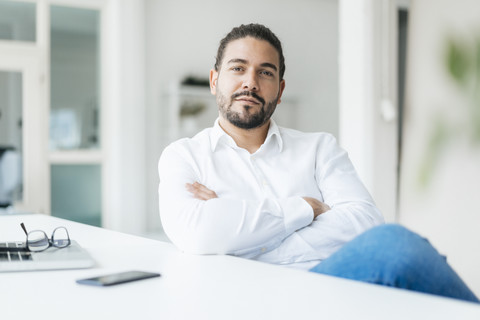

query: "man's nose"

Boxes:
[242, 71, 259, 91]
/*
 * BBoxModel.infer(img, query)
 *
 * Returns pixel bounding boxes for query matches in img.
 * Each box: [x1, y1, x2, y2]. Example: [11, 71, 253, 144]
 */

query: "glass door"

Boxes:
[0, 52, 47, 215]
[0, 71, 23, 210]
[0, 1, 104, 225]
[0, 1, 47, 214]
[49, 5, 102, 226]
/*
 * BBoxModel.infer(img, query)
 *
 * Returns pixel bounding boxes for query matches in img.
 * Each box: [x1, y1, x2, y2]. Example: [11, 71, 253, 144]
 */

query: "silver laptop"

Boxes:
[0, 240, 95, 272]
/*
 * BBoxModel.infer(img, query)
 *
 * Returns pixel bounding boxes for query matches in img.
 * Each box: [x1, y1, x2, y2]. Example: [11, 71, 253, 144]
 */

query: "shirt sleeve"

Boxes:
[318, 135, 384, 214]
[300, 133, 385, 260]
[158, 143, 314, 257]
[254, 134, 385, 265]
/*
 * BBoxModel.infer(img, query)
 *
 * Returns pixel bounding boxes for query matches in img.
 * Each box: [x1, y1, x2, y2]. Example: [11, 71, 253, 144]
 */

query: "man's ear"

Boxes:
[277, 79, 286, 104]
[210, 69, 218, 95]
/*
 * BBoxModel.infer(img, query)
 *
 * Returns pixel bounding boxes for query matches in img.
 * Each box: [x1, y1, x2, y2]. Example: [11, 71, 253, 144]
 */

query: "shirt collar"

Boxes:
[210, 118, 228, 151]
[209, 118, 283, 153]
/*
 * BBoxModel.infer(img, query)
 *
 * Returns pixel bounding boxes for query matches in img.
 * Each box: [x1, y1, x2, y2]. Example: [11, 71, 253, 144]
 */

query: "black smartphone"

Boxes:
[76, 270, 161, 286]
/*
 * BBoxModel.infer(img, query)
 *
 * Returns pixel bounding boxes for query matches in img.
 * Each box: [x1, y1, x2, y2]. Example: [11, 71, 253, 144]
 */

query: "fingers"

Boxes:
[302, 197, 331, 218]
[186, 182, 218, 200]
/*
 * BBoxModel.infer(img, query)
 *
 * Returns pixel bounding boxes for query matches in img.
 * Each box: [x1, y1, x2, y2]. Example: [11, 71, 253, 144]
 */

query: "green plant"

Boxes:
[419, 34, 480, 187]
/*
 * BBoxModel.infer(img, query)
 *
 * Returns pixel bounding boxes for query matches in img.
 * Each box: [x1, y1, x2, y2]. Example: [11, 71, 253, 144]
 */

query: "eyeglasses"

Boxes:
[20, 222, 71, 252]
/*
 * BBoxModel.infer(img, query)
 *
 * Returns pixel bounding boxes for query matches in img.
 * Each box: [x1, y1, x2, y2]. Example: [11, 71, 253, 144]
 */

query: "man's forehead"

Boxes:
[222, 37, 280, 68]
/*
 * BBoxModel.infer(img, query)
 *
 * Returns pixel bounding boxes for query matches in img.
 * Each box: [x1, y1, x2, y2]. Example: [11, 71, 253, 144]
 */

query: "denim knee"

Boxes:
[361, 224, 441, 282]
[311, 224, 479, 302]
[310, 224, 431, 278]
[363, 224, 418, 242]
[363, 224, 435, 263]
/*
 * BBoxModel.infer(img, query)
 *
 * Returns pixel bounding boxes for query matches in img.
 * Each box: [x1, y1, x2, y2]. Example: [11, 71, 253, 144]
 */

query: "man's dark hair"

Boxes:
[214, 23, 285, 80]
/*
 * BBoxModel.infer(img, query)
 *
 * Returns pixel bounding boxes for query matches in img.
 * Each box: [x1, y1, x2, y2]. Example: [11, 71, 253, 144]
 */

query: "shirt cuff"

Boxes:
[278, 197, 314, 235]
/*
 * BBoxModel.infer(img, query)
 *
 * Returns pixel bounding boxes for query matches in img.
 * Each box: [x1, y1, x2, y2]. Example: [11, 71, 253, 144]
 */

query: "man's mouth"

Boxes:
[235, 97, 261, 105]
[232, 91, 265, 106]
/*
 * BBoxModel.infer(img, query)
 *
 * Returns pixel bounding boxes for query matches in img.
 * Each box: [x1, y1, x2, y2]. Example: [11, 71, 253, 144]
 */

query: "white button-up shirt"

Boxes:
[158, 119, 384, 269]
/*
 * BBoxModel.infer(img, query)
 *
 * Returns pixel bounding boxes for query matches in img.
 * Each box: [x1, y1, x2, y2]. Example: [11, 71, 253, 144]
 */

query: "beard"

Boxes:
[216, 89, 279, 130]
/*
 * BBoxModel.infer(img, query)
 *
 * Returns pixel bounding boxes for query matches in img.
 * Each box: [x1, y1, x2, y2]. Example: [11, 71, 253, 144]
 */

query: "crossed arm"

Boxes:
[186, 182, 330, 219]
[159, 137, 384, 258]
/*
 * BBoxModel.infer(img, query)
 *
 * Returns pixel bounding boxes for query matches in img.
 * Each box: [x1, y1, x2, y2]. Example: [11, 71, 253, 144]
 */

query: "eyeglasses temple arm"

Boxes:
[20, 223, 28, 236]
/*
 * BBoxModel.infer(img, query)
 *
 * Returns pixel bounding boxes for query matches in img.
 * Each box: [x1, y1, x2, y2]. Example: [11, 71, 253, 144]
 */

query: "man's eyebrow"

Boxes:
[226, 59, 278, 72]
[227, 58, 248, 65]
[260, 62, 278, 72]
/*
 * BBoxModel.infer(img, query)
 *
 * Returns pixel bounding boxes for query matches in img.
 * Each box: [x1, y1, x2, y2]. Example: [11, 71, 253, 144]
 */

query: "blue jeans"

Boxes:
[309, 224, 479, 303]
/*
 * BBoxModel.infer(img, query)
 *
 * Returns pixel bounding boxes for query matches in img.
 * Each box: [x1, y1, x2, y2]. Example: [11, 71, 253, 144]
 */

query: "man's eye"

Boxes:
[260, 70, 274, 77]
[232, 67, 243, 72]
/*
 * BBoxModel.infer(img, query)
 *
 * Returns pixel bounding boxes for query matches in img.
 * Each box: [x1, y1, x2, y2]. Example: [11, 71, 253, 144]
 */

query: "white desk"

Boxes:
[1, 214, 479, 320]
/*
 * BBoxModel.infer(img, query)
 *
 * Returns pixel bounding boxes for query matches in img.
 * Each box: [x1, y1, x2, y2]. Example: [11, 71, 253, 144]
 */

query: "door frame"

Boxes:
[339, 0, 409, 222]
[0, 43, 48, 214]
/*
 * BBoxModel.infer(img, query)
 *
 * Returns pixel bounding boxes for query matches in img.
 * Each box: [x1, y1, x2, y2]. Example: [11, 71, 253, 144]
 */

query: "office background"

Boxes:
[0, 0, 479, 296]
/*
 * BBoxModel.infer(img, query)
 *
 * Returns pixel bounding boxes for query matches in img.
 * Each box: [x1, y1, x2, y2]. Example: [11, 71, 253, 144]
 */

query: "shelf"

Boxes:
[49, 150, 103, 164]
[172, 84, 212, 97]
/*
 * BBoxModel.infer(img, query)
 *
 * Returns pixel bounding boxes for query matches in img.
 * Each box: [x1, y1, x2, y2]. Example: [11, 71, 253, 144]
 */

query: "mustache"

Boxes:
[231, 91, 265, 105]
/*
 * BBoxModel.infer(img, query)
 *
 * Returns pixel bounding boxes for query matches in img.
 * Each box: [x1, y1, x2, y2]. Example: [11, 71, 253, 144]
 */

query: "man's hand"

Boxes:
[302, 197, 331, 219]
[185, 183, 329, 219]
[186, 182, 218, 200]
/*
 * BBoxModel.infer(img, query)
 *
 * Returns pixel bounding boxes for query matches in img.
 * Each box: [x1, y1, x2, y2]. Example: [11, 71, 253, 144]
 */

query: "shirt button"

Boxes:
[261, 247, 267, 253]
[262, 180, 268, 186]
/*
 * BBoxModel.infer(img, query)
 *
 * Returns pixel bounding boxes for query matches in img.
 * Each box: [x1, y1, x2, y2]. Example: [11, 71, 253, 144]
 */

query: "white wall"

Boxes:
[400, 0, 480, 296]
[145, 0, 339, 231]
[102, 0, 147, 234]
